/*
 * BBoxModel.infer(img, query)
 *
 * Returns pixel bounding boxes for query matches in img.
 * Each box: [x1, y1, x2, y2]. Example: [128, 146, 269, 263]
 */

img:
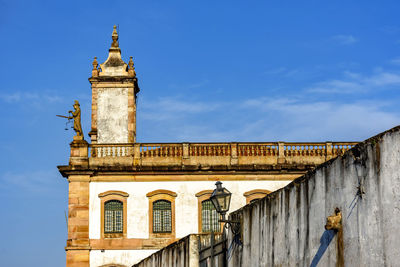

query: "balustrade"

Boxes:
[91, 144, 134, 158]
[332, 142, 356, 156]
[238, 143, 277, 156]
[89, 142, 358, 163]
[140, 144, 182, 157]
[190, 144, 231, 156]
[284, 143, 326, 157]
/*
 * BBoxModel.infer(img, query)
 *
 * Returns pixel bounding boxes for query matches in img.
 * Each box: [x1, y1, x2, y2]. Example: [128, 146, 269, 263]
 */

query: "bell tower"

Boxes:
[89, 25, 139, 144]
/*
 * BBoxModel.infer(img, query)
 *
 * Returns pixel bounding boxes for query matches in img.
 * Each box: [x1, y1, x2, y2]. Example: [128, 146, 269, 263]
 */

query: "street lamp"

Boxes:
[210, 181, 240, 235]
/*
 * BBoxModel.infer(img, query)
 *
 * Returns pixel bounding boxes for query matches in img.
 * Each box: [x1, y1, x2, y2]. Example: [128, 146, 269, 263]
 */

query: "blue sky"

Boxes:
[1, 0, 400, 266]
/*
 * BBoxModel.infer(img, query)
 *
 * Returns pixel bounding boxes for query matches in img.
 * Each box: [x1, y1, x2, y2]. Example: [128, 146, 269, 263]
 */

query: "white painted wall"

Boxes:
[89, 180, 291, 239]
[90, 249, 157, 267]
[97, 88, 128, 143]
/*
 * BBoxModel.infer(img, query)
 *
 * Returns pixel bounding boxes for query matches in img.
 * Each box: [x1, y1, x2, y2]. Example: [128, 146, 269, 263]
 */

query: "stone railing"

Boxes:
[89, 142, 358, 167]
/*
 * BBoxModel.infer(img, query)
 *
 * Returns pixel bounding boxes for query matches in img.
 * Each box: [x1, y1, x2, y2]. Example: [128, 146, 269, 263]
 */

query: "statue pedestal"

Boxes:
[70, 136, 89, 168]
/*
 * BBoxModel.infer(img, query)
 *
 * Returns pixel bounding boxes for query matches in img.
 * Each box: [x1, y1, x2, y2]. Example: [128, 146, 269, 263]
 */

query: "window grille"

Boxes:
[201, 199, 220, 232]
[104, 200, 123, 233]
[153, 200, 172, 233]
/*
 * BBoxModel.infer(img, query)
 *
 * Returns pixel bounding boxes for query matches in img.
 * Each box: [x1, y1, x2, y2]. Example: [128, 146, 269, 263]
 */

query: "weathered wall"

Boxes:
[228, 126, 400, 267]
[132, 235, 199, 267]
[97, 87, 128, 143]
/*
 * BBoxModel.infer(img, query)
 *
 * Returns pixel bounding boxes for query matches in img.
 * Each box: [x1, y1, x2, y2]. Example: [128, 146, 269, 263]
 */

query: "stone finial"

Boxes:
[111, 25, 119, 48]
[128, 56, 136, 77]
[92, 57, 99, 77]
[98, 25, 128, 76]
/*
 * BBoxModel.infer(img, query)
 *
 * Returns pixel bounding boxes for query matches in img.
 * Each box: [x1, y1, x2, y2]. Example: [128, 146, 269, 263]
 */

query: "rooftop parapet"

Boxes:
[87, 141, 358, 169]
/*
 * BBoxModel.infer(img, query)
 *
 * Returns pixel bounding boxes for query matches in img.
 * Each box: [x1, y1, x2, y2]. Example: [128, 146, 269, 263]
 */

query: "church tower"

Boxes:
[89, 25, 139, 144]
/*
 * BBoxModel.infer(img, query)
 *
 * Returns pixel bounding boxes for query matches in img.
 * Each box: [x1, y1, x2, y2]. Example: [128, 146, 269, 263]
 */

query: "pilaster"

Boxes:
[69, 138, 89, 168]
[66, 174, 91, 267]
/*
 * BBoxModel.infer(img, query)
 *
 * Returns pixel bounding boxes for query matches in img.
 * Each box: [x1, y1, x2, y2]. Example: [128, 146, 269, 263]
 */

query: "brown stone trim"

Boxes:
[67, 175, 90, 266]
[243, 189, 271, 204]
[99, 264, 128, 267]
[59, 163, 309, 177]
[195, 190, 222, 233]
[127, 86, 135, 143]
[146, 189, 177, 198]
[98, 191, 129, 239]
[98, 190, 129, 198]
[91, 85, 98, 142]
[66, 250, 89, 267]
[195, 189, 214, 198]
[90, 237, 176, 250]
[89, 173, 301, 182]
[146, 190, 177, 239]
[68, 175, 91, 182]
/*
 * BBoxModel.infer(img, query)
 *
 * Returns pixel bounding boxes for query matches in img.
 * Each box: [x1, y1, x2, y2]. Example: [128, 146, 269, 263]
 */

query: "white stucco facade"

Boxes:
[90, 250, 157, 267]
[97, 87, 129, 144]
[89, 180, 291, 239]
[88, 180, 290, 266]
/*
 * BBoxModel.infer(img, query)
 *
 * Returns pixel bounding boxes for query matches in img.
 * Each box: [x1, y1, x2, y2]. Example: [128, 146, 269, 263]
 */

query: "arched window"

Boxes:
[146, 189, 177, 238]
[98, 191, 129, 238]
[196, 190, 221, 233]
[153, 200, 172, 233]
[243, 189, 271, 204]
[201, 199, 220, 232]
[104, 200, 123, 233]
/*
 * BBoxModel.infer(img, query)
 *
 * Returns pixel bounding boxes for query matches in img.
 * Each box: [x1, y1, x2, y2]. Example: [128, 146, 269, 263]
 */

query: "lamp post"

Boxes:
[210, 181, 240, 235]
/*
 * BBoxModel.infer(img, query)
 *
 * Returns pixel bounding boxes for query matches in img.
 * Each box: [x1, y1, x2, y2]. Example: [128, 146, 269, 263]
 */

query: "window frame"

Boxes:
[243, 189, 271, 204]
[146, 189, 177, 238]
[195, 190, 222, 233]
[98, 190, 129, 239]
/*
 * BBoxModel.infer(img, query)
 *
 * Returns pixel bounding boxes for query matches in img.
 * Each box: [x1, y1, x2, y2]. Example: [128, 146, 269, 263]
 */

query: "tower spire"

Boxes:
[99, 25, 127, 76]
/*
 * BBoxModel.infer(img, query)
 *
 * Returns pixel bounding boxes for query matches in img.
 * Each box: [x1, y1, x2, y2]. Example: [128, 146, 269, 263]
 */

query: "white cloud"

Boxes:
[138, 95, 399, 142]
[390, 57, 400, 65]
[0, 91, 63, 104]
[307, 70, 400, 94]
[332, 35, 358, 45]
[140, 96, 221, 122]
[0, 169, 63, 195]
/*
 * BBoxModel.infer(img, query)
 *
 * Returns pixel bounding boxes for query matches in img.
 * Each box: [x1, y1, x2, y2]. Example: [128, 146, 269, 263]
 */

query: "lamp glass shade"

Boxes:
[210, 182, 232, 214]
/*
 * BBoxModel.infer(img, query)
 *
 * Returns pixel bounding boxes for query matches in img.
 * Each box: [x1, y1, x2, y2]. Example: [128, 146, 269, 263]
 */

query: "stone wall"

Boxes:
[227, 126, 400, 266]
[132, 235, 199, 267]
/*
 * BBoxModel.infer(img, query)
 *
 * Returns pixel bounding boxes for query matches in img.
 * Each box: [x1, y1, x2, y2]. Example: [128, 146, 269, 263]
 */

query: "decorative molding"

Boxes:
[98, 190, 129, 198]
[243, 189, 271, 197]
[146, 189, 177, 198]
[195, 190, 214, 198]
[243, 189, 271, 204]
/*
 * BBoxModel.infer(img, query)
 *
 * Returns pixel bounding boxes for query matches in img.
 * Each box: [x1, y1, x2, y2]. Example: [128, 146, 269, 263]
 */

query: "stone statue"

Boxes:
[69, 100, 83, 138]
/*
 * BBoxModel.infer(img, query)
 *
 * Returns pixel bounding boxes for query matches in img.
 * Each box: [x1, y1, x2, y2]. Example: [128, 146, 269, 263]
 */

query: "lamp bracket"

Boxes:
[219, 219, 241, 235]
